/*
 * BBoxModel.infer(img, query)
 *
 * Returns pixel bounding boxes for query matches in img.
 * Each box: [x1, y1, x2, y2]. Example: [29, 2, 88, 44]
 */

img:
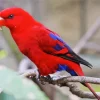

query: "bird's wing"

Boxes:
[36, 27, 93, 68]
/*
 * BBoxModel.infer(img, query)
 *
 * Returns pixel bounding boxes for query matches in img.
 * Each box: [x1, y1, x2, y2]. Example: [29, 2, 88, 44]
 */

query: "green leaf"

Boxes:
[0, 67, 49, 100]
[0, 92, 16, 100]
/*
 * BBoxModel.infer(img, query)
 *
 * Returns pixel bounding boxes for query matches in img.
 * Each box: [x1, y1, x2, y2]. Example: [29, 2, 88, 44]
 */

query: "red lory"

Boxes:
[0, 7, 99, 99]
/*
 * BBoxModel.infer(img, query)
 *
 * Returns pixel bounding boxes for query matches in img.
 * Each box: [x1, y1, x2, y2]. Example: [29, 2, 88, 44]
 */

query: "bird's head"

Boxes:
[0, 7, 35, 32]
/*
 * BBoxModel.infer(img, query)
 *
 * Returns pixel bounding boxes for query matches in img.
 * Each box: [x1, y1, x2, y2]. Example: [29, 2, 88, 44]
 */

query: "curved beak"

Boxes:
[0, 17, 5, 30]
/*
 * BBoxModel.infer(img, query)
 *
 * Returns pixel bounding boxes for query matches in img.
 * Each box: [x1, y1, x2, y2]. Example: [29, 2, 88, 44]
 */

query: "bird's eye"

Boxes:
[8, 14, 14, 19]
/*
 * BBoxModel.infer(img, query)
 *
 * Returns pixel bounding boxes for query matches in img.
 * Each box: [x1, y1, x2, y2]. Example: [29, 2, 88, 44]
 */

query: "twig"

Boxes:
[74, 18, 100, 54]
[84, 42, 100, 52]
[22, 70, 100, 99]
[56, 76, 100, 84]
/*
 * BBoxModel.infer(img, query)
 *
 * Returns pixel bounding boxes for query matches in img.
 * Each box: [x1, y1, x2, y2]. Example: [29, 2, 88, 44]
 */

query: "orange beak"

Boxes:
[0, 17, 5, 30]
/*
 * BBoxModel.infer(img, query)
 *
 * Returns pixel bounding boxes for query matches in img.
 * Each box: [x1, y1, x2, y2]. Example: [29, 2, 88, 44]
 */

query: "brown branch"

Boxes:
[56, 76, 100, 84]
[21, 69, 100, 99]
[66, 82, 100, 99]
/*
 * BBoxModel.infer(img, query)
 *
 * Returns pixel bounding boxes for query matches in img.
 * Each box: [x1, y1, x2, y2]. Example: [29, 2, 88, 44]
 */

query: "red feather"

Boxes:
[0, 7, 99, 100]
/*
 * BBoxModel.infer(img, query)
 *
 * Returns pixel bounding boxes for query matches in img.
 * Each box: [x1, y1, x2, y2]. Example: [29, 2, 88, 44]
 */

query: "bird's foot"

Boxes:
[45, 75, 54, 84]
[39, 75, 54, 85]
[38, 75, 46, 85]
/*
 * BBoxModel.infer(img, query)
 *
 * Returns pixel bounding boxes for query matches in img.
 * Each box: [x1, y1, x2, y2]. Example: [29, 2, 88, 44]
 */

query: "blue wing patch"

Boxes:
[49, 33, 64, 42]
[54, 44, 64, 50]
[49, 33, 72, 51]
[49, 33, 57, 40]
[49, 33, 77, 76]
[57, 64, 77, 76]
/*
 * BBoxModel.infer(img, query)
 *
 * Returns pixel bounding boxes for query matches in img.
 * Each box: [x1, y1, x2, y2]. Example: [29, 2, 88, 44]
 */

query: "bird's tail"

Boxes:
[84, 83, 100, 100]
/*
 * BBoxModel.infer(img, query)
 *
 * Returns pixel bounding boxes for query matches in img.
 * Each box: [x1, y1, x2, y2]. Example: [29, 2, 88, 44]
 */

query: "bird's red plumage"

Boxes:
[0, 7, 99, 100]
[11, 26, 84, 76]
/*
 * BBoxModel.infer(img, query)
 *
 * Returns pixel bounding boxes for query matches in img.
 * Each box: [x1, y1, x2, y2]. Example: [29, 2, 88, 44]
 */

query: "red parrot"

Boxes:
[0, 7, 99, 99]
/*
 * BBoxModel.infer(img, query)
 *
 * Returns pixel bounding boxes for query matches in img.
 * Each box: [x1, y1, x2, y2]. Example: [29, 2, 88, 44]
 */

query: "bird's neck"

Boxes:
[10, 19, 42, 50]
[11, 20, 36, 33]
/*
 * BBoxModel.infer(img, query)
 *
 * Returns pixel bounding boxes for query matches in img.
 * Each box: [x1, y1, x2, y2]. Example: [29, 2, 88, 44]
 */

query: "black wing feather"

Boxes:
[55, 50, 93, 69]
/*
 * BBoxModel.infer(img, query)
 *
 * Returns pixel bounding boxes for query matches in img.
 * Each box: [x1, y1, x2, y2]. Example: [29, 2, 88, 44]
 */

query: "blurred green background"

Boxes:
[0, 0, 100, 100]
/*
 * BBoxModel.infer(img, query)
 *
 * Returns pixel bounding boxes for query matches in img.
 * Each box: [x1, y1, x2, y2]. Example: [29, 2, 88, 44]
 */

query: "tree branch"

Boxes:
[73, 18, 100, 54]
[56, 76, 100, 84]
[21, 69, 100, 99]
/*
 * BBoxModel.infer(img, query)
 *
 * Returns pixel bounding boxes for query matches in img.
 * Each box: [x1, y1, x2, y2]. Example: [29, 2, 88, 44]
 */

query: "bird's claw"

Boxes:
[39, 75, 53, 84]
[38, 75, 46, 85]
[45, 75, 54, 84]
